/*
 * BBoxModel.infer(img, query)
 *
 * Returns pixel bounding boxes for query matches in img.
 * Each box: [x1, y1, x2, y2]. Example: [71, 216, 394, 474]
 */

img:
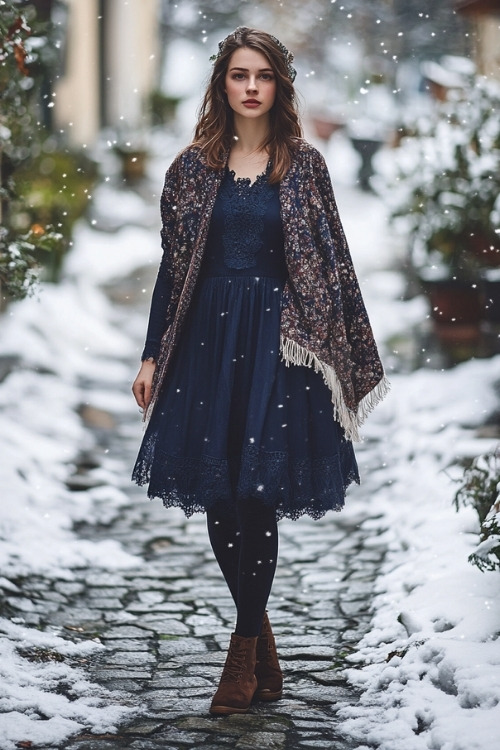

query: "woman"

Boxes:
[132, 27, 388, 716]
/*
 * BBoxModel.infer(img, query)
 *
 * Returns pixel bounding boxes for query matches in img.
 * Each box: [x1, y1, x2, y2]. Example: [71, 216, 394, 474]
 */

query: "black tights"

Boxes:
[206, 500, 278, 638]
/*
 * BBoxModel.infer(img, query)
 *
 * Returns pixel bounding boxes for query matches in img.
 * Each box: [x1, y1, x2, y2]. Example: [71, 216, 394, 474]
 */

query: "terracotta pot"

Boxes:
[481, 272, 500, 323]
[424, 278, 481, 323]
[114, 147, 148, 182]
[310, 117, 344, 141]
[467, 232, 500, 267]
[421, 276, 482, 345]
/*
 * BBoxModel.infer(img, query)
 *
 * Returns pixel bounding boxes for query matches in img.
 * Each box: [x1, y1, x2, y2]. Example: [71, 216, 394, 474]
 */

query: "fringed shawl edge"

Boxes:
[280, 335, 390, 442]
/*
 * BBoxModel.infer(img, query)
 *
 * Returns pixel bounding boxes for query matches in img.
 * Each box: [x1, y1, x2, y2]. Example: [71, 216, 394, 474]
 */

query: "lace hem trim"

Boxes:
[132, 438, 359, 521]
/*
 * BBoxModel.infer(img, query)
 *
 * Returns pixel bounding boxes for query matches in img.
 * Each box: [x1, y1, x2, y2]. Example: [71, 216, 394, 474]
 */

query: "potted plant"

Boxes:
[148, 89, 182, 126]
[389, 76, 500, 345]
[481, 193, 500, 327]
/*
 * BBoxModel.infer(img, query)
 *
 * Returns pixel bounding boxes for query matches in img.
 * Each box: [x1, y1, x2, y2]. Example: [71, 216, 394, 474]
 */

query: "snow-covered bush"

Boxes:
[0, 2, 63, 300]
[454, 451, 500, 572]
[0, 2, 95, 300]
[470, 502, 500, 573]
[390, 77, 500, 278]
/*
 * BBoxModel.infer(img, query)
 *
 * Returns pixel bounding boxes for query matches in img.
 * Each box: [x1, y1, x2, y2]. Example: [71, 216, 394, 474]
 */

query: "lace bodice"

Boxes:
[200, 166, 287, 279]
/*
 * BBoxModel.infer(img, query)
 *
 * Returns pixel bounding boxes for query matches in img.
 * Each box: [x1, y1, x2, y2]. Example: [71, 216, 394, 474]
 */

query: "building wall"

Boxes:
[53, 0, 100, 146]
[54, 0, 160, 147]
[105, 0, 159, 135]
[475, 15, 500, 79]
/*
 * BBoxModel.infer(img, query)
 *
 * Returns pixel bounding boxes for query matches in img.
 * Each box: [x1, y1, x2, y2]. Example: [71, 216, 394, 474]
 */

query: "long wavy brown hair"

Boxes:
[192, 27, 303, 184]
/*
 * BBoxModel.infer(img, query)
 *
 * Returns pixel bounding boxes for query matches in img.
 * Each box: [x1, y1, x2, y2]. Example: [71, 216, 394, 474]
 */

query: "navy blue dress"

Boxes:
[132, 167, 359, 520]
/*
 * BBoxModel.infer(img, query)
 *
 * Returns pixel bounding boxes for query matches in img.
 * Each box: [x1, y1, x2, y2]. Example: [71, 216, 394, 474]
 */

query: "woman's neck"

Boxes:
[232, 114, 270, 157]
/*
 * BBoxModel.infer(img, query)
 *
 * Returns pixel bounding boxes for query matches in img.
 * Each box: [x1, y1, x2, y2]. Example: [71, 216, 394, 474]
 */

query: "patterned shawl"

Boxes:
[145, 141, 389, 441]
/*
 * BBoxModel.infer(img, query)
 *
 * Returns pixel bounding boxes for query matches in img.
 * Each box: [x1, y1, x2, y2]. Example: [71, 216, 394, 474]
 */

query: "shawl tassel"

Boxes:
[280, 335, 390, 443]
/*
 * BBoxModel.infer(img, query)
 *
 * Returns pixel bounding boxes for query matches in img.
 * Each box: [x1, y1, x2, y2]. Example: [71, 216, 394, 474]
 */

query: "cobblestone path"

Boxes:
[5, 271, 388, 750]
[10, 468, 387, 748]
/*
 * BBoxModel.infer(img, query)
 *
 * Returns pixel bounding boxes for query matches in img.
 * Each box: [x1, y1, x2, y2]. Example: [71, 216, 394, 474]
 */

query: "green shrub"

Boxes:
[0, 1, 96, 300]
[390, 77, 500, 280]
[148, 90, 182, 126]
[13, 143, 97, 282]
[454, 451, 500, 572]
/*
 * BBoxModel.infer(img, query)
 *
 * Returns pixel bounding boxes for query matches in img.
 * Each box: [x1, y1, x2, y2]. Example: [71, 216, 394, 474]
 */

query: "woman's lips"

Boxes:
[242, 100, 260, 108]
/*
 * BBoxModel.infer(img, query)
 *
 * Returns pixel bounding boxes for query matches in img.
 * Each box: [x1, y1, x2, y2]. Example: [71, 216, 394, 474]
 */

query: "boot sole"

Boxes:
[209, 704, 252, 715]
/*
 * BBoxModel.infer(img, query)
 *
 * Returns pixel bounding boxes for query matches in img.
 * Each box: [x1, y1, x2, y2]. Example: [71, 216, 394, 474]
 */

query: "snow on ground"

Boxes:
[0, 273, 142, 578]
[0, 129, 499, 748]
[0, 222, 154, 747]
[327, 136, 500, 750]
[328, 139, 500, 750]
[0, 618, 131, 750]
[337, 360, 500, 750]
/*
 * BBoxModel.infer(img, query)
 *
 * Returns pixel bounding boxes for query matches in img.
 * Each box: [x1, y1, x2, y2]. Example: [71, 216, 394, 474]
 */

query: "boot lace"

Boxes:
[256, 635, 272, 660]
[220, 640, 246, 682]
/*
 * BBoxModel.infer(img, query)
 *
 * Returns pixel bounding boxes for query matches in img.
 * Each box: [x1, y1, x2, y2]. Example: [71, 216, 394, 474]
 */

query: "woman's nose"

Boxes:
[246, 77, 258, 92]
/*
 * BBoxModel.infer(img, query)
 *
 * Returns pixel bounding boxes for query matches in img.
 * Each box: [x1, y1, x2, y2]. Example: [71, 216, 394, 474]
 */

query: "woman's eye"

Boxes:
[230, 73, 273, 81]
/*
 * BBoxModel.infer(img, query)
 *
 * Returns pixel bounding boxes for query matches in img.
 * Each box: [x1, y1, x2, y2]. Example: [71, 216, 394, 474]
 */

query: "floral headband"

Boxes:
[210, 27, 297, 83]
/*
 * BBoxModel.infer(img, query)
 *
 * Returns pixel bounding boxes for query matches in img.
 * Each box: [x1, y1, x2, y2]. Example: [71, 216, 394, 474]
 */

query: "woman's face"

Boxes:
[224, 46, 277, 121]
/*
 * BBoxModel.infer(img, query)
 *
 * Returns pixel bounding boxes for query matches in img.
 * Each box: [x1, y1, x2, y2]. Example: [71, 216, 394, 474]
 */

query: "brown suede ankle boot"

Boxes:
[254, 611, 283, 701]
[209, 633, 258, 715]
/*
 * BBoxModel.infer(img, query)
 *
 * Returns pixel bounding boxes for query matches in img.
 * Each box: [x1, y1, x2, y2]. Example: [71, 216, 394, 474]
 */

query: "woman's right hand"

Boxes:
[132, 358, 156, 411]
